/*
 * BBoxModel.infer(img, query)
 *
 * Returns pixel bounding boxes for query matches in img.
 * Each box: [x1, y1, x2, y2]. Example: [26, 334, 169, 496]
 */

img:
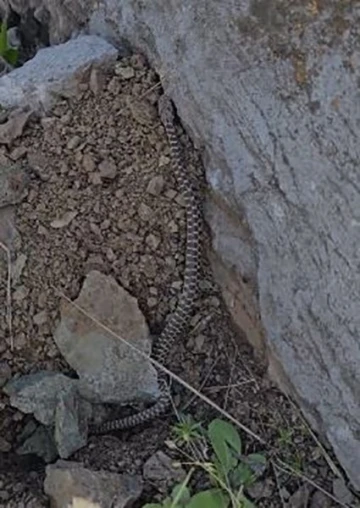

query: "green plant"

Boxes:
[0, 20, 19, 66]
[172, 414, 204, 446]
[276, 427, 294, 448]
[144, 418, 267, 508]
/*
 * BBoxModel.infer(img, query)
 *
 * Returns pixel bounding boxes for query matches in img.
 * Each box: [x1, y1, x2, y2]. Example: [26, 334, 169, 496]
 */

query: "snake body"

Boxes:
[94, 95, 202, 433]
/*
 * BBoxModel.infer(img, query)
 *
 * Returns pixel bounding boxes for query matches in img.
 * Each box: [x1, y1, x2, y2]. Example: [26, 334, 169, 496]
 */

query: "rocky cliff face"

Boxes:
[2, 0, 360, 489]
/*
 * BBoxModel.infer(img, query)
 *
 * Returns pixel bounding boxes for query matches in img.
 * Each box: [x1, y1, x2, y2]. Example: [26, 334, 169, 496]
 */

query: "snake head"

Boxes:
[158, 94, 175, 125]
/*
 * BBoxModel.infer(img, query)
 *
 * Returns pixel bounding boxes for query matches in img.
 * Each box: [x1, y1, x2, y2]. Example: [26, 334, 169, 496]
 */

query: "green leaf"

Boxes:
[0, 21, 8, 56]
[186, 489, 229, 508]
[231, 463, 255, 489]
[171, 483, 191, 504]
[142, 504, 163, 508]
[240, 495, 257, 508]
[4, 47, 18, 65]
[208, 419, 242, 474]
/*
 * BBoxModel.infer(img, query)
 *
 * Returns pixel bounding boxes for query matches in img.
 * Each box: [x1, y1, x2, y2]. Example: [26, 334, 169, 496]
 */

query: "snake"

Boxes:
[93, 95, 202, 433]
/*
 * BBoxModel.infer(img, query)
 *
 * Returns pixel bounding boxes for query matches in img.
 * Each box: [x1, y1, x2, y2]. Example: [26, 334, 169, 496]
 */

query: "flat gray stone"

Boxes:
[53, 270, 159, 404]
[0, 35, 118, 111]
[44, 460, 142, 508]
[4, 371, 77, 425]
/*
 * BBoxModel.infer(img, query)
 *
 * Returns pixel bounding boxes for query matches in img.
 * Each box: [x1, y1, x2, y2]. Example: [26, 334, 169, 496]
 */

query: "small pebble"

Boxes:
[138, 203, 152, 221]
[146, 234, 161, 250]
[147, 175, 165, 196]
[99, 159, 117, 180]
[33, 311, 48, 326]
[66, 135, 81, 150]
[89, 172, 102, 185]
[89, 68, 106, 95]
[165, 189, 177, 200]
[13, 285, 29, 302]
[83, 153, 96, 172]
[159, 155, 170, 167]
[115, 65, 135, 79]
[147, 297, 158, 308]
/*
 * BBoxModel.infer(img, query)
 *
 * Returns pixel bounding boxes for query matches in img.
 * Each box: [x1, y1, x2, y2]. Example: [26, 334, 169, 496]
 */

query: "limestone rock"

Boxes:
[0, 35, 117, 111]
[53, 270, 159, 404]
[44, 460, 143, 508]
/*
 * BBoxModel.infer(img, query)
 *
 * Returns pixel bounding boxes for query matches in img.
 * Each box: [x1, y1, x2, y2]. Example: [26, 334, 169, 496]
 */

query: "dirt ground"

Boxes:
[0, 56, 351, 507]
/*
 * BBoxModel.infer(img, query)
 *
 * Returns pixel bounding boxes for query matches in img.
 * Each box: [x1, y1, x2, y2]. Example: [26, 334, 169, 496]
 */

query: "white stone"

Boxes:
[0, 35, 117, 111]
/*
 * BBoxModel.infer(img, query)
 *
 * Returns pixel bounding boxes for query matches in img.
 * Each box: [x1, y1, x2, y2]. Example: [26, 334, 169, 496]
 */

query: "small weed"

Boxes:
[289, 451, 304, 473]
[276, 427, 294, 448]
[172, 414, 204, 446]
[144, 417, 267, 508]
[0, 20, 19, 67]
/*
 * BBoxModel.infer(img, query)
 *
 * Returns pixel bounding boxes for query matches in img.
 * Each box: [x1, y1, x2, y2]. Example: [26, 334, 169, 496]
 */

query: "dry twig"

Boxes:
[0, 240, 13, 349]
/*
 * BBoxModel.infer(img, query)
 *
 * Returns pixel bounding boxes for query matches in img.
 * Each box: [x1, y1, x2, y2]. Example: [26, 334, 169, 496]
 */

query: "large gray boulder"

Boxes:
[92, 2, 360, 488]
[2, 0, 360, 489]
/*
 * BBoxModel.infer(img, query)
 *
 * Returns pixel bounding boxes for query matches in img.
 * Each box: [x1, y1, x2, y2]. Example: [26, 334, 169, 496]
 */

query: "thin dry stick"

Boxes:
[285, 394, 342, 479]
[273, 459, 351, 508]
[51, 284, 265, 445]
[139, 81, 162, 100]
[223, 360, 237, 412]
[205, 380, 255, 392]
[0, 240, 13, 349]
[227, 331, 260, 392]
[271, 461, 287, 508]
[180, 356, 219, 412]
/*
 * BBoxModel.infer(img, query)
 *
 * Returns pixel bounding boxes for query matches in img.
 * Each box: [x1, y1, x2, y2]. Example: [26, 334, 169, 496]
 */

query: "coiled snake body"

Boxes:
[94, 95, 202, 433]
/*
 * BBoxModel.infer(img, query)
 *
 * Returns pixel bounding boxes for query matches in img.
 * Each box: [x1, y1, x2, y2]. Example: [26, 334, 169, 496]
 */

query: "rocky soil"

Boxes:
[0, 56, 354, 507]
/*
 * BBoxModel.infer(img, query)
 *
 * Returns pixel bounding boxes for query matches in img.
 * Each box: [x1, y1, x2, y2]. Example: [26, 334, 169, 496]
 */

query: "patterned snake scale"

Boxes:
[93, 95, 202, 433]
